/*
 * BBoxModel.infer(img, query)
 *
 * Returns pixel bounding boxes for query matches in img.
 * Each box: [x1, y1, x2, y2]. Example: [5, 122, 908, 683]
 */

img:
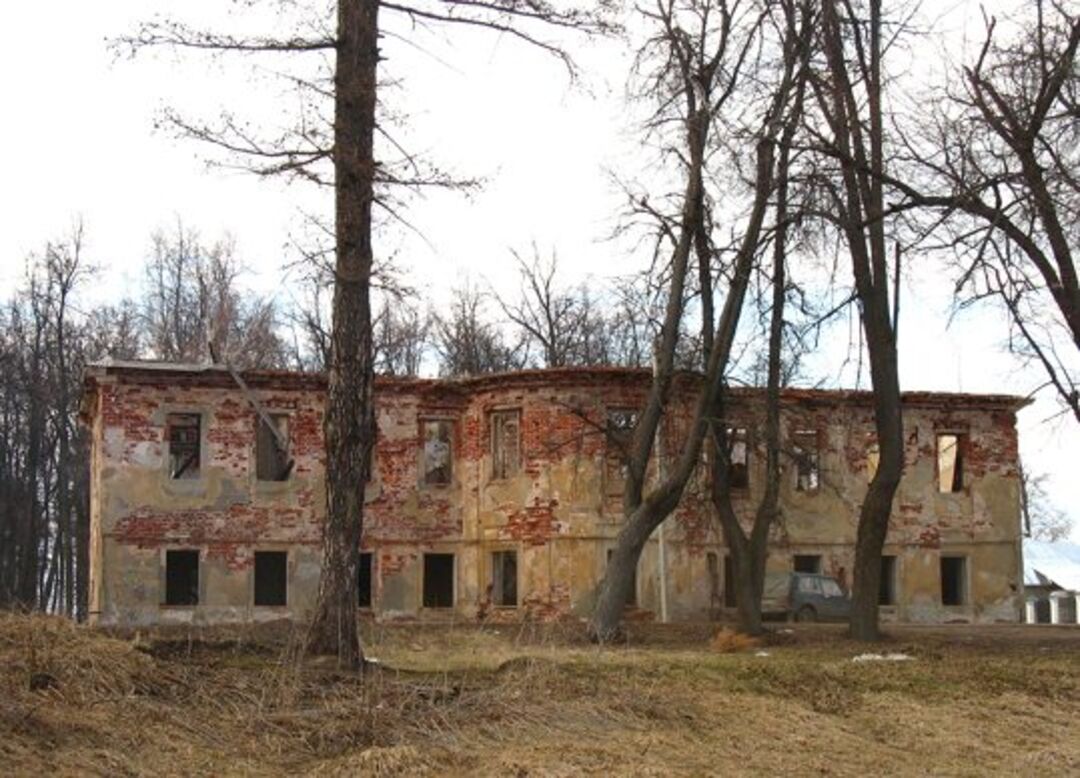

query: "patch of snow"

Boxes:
[851, 652, 914, 662]
[754, 651, 771, 657]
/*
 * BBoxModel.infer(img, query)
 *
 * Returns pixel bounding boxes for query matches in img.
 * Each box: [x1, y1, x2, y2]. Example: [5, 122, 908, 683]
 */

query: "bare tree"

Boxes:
[899, 3, 1080, 422]
[1020, 462, 1074, 542]
[434, 282, 525, 376]
[142, 221, 288, 368]
[590, 0, 780, 641]
[708, 0, 812, 636]
[807, 0, 904, 641]
[0, 224, 98, 618]
[374, 297, 429, 376]
[84, 301, 144, 362]
[120, 0, 616, 668]
[496, 246, 614, 367]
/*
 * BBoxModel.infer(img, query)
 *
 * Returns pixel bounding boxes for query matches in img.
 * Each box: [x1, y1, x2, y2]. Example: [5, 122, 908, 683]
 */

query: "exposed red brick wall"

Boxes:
[85, 364, 1026, 622]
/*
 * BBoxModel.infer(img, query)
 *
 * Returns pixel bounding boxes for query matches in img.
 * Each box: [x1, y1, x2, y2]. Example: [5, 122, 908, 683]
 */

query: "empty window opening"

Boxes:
[167, 413, 201, 479]
[940, 556, 967, 606]
[254, 551, 288, 607]
[866, 440, 880, 483]
[726, 427, 749, 489]
[605, 408, 638, 492]
[491, 550, 518, 607]
[491, 410, 521, 480]
[256, 414, 291, 482]
[607, 548, 637, 606]
[937, 434, 965, 493]
[792, 430, 820, 491]
[421, 419, 454, 486]
[793, 554, 822, 574]
[607, 408, 638, 451]
[879, 555, 897, 605]
[423, 553, 455, 608]
[164, 549, 199, 606]
[358, 552, 373, 608]
[707, 552, 721, 611]
[723, 555, 736, 608]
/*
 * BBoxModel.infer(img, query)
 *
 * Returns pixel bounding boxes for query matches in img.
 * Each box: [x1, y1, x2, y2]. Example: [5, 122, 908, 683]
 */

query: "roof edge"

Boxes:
[83, 359, 1033, 410]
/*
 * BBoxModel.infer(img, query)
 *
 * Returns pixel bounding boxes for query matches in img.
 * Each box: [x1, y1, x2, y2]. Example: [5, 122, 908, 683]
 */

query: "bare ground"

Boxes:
[2, 614, 1078, 776]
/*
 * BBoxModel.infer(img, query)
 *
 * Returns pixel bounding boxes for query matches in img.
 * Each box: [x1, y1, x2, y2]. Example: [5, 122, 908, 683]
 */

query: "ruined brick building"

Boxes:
[81, 360, 1028, 626]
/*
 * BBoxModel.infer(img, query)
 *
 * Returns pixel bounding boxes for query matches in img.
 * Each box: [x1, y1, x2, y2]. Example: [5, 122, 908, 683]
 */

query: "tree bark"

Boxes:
[591, 189, 759, 640]
[706, 1, 808, 636]
[305, 0, 380, 670]
[820, 0, 903, 642]
[711, 132, 790, 637]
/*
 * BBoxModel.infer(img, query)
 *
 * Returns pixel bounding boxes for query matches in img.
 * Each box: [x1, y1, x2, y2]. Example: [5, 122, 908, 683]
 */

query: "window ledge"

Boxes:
[162, 479, 208, 497]
[253, 480, 292, 495]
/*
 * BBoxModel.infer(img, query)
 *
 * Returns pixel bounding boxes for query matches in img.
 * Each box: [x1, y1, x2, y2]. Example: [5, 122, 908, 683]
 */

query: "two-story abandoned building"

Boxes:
[81, 360, 1028, 626]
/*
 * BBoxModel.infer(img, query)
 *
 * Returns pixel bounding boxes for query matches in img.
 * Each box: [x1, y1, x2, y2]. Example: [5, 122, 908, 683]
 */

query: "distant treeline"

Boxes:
[0, 220, 739, 617]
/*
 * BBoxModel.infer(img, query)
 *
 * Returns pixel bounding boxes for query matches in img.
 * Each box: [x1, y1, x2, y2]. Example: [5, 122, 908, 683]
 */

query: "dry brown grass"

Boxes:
[709, 627, 762, 653]
[2, 614, 1078, 776]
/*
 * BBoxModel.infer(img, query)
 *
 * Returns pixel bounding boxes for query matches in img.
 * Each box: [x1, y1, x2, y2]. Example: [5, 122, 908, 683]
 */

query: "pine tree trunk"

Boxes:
[305, 0, 379, 670]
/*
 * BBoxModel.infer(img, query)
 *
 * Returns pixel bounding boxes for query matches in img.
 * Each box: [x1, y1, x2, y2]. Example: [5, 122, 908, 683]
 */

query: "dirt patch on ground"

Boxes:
[2, 615, 1078, 776]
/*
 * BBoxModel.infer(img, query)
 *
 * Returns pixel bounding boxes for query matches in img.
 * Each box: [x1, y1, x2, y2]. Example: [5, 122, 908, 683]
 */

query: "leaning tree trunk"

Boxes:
[306, 0, 379, 670]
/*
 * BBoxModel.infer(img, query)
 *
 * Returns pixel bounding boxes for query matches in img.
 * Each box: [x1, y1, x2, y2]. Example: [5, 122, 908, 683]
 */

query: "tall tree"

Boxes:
[142, 222, 288, 368]
[708, 0, 812, 636]
[810, 0, 903, 640]
[433, 282, 525, 376]
[0, 224, 96, 618]
[590, 0, 774, 641]
[122, 0, 614, 668]
[898, 3, 1080, 422]
[496, 246, 614, 367]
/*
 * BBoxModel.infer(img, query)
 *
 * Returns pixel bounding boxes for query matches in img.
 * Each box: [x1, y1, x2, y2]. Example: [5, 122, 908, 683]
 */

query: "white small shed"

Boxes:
[1024, 541, 1080, 624]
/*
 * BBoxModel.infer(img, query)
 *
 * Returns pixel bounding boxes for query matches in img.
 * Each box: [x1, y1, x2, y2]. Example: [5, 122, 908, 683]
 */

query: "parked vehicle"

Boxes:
[761, 571, 851, 622]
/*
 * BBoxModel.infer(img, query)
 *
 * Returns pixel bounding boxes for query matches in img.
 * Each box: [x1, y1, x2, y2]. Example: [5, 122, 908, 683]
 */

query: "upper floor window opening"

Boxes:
[792, 429, 820, 492]
[491, 409, 521, 480]
[256, 413, 291, 482]
[726, 426, 750, 489]
[937, 433, 965, 493]
[421, 419, 454, 487]
[167, 413, 201, 480]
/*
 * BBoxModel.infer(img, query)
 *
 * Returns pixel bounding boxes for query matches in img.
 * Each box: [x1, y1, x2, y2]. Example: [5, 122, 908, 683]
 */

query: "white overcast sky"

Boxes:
[0, 1, 1075, 537]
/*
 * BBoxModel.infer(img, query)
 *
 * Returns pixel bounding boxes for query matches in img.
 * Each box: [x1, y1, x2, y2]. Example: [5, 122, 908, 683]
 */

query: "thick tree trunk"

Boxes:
[306, 0, 379, 670]
[591, 186, 759, 640]
[589, 506, 658, 637]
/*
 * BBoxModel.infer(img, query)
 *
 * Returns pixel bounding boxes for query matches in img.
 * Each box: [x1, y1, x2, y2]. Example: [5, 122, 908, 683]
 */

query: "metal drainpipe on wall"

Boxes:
[656, 425, 669, 624]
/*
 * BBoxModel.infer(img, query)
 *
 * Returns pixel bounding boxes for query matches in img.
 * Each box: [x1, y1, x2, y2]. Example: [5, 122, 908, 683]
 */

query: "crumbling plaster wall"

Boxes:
[707, 393, 1023, 624]
[89, 373, 326, 625]
[87, 366, 1023, 626]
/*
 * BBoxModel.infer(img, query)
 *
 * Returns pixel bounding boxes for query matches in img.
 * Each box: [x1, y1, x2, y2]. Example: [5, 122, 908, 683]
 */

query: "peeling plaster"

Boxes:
[83, 364, 1026, 626]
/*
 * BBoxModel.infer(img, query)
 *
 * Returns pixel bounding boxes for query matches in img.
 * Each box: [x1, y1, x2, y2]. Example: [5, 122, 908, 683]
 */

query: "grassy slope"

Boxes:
[2, 614, 1078, 776]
